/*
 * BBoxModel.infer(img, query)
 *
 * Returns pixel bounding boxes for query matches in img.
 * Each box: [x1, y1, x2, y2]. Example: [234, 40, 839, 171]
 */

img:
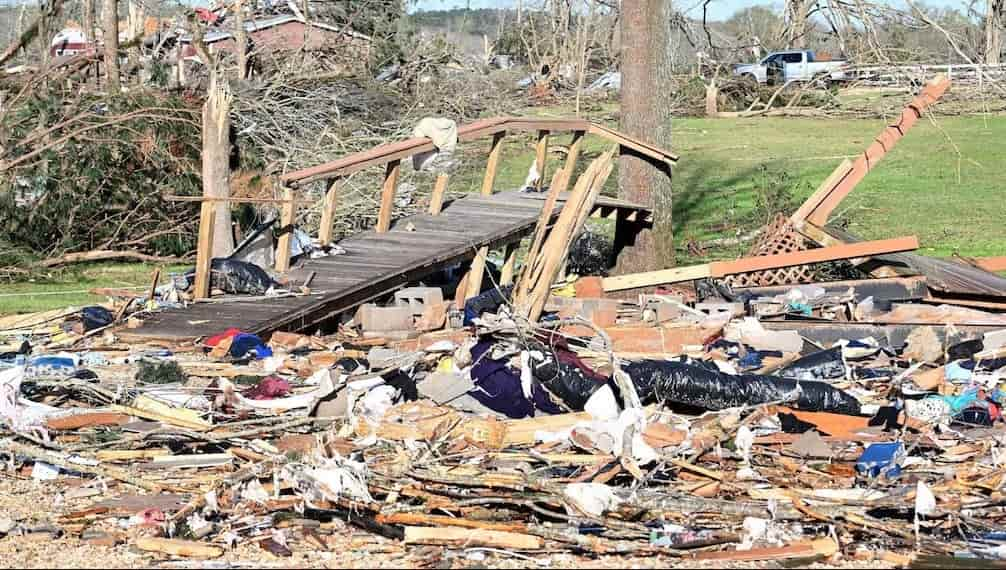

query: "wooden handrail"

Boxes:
[280, 116, 678, 186]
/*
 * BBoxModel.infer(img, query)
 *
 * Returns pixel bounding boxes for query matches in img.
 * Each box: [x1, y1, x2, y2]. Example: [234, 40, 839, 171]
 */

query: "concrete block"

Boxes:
[356, 304, 414, 333]
[394, 287, 445, 317]
[640, 294, 685, 323]
[695, 301, 745, 319]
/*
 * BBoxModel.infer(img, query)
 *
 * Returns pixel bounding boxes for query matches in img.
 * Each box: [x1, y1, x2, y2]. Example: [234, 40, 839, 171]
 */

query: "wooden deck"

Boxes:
[122, 192, 649, 342]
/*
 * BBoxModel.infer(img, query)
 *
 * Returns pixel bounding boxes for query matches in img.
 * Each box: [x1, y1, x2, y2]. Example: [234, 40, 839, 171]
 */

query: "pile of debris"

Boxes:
[3, 76, 1006, 567]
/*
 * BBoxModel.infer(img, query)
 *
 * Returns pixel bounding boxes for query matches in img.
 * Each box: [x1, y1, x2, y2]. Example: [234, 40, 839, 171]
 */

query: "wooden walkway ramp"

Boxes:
[123, 192, 649, 342]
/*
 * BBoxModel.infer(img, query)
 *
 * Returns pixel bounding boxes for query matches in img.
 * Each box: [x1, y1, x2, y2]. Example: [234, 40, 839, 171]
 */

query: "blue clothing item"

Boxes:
[787, 301, 813, 316]
[228, 333, 273, 360]
[467, 341, 560, 418]
[738, 351, 764, 370]
[25, 355, 77, 378]
[856, 442, 903, 479]
[945, 361, 973, 383]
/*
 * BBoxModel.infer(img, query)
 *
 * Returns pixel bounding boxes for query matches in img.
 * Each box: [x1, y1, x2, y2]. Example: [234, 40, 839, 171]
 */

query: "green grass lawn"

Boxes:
[480, 106, 1005, 263]
[3, 99, 1003, 315]
[0, 263, 188, 316]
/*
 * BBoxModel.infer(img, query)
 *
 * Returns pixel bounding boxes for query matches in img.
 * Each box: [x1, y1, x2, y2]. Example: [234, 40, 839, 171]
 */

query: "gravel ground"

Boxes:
[0, 476, 894, 569]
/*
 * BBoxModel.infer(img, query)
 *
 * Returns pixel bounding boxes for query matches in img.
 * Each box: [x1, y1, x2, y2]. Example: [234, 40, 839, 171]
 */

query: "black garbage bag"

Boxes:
[776, 347, 845, 381]
[527, 345, 606, 411]
[185, 258, 276, 295]
[464, 285, 513, 325]
[566, 231, 613, 276]
[81, 306, 114, 332]
[622, 360, 861, 415]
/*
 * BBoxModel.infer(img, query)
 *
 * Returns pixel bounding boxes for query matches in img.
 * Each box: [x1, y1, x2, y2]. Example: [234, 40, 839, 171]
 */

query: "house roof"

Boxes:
[179, 15, 371, 45]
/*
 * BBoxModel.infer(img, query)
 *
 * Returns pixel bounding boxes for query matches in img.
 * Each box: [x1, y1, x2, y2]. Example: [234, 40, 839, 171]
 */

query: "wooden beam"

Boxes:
[164, 195, 312, 205]
[603, 264, 712, 292]
[280, 117, 676, 186]
[377, 159, 401, 233]
[562, 130, 585, 177]
[603, 236, 920, 291]
[481, 132, 505, 196]
[274, 186, 296, 273]
[500, 242, 518, 285]
[790, 76, 951, 227]
[465, 246, 490, 301]
[193, 200, 215, 300]
[428, 173, 448, 215]
[974, 256, 1006, 272]
[534, 130, 550, 191]
[318, 179, 339, 245]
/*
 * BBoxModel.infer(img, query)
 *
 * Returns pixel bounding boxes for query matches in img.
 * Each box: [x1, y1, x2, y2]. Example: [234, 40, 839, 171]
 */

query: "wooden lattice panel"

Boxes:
[722, 214, 817, 287]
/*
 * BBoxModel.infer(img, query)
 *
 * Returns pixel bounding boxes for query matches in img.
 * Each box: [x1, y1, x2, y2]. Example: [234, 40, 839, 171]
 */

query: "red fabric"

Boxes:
[206, 327, 242, 347]
[243, 376, 291, 400]
[194, 7, 219, 23]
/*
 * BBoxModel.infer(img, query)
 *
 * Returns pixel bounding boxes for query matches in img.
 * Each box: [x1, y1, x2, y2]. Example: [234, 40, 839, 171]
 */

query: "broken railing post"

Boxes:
[562, 130, 584, 179]
[480, 132, 505, 196]
[274, 186, 296, 273]
[429, 173, 448, 215]
[193, 200, 216, 299]
[500, 242, 518, 285]
[318, 178, 340, 246]
[377, 159, 401, 232]
[465, 246, 490, 302]
[534, 130, 550, 191]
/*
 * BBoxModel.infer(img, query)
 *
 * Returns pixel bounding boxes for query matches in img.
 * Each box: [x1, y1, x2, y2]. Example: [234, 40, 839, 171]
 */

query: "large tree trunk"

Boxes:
[235, 0, 248, 79]
[614, 0, 674, 274]
[82, 0, 95, 83]
[102, 0, 120, 93]
[203, 77, 235, 258]
[987, 0, 1003, 65]
[786, 0, 812, 48]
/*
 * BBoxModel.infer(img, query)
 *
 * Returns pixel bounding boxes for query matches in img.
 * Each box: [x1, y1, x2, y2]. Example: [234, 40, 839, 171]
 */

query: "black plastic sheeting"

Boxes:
[81, 306, 114, 332]
[527, 343, 606, 411]
[184, 258, 276, 295]
[622, 360, 861, 415]
[775, 346, 845, 381]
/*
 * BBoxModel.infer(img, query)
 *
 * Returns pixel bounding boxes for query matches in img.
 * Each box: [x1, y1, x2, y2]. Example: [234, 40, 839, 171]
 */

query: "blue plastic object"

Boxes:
[856, 442, 903, 479]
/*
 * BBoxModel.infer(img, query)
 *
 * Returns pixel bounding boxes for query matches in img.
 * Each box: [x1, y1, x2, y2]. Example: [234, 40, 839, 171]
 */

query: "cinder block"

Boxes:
[355, 304, 414, 333]
[640, 294, 685, 323]
[695, 302, 745, 318]
[394, 287, 445, 317]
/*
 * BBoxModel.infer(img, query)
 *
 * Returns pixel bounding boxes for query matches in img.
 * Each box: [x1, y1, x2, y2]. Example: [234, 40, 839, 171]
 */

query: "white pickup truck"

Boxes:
[733, 50, 848, 85]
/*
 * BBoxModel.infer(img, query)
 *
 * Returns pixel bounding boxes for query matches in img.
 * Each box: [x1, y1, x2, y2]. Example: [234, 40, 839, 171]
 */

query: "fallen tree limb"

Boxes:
[37, 250, 189, 268]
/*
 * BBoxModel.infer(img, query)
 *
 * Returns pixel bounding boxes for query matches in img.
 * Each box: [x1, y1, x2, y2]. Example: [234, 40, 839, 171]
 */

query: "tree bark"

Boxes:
[234, 0, 248, 79]
[786, 0, 811, 48]
[202, 78, 235, 258]
[102, 0, 120, 93]
[987, 0, 1003, 65]
[615, 0, 674, 274]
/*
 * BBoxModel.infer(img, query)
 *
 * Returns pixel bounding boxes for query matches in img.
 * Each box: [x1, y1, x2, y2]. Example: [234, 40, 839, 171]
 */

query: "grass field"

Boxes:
[2, 101, 1003, 316]
[0, 263, 188, 315]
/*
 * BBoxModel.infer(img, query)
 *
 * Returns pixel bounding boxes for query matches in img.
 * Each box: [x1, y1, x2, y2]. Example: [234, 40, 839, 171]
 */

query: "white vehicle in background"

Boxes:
[733, 50, 848, 85]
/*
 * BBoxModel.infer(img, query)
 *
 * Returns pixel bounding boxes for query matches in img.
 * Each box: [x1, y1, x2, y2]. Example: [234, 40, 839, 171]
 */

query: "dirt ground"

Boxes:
[0, 475, 898, 569]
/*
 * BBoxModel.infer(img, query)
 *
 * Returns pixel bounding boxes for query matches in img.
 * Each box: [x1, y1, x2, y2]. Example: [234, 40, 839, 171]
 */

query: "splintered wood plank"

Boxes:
[429, 173, 448, 215]
[318, 178, 340, 245]
[481, 132, 505, 196]
[377, 160, 401, 233]
[274, 187, 296, 273]
[534, 130, 550, 191]
[193, 201, 216, 300]
[500, 242, 518, 285]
